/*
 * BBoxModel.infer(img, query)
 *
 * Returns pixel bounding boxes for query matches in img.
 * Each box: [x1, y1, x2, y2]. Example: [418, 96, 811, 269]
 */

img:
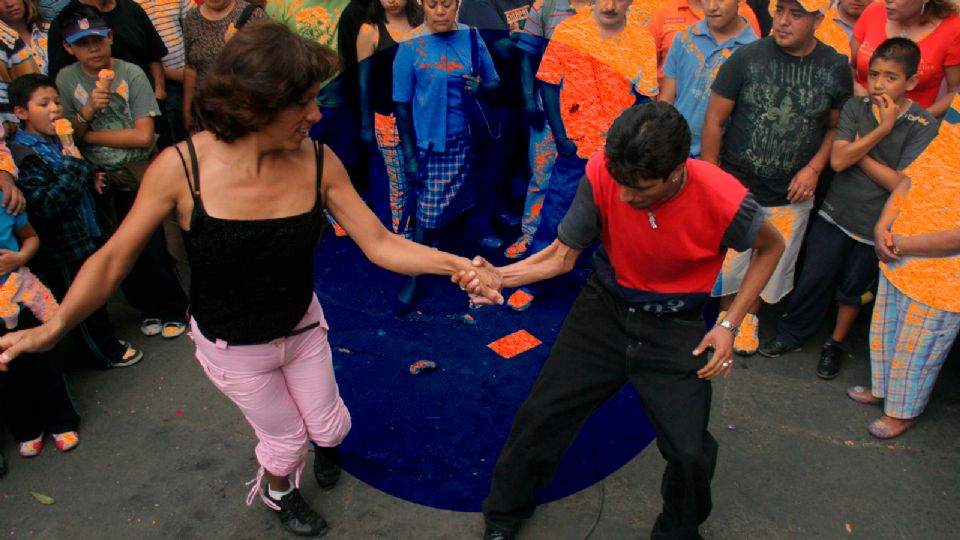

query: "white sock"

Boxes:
[268, 484, 294, 500]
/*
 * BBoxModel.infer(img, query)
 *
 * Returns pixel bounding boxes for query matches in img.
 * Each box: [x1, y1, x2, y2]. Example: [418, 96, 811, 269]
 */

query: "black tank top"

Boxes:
[372, 23, 399, 116]
[176, 138, 326, 345]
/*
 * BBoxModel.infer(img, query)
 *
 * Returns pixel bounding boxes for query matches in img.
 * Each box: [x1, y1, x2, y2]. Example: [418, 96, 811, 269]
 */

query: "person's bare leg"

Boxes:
[265, 471, 290, 492]
[832, 304, 861, 343]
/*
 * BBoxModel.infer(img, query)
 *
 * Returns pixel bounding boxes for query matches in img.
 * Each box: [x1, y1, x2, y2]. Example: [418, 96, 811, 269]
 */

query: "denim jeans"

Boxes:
[528, 153, 589, 254]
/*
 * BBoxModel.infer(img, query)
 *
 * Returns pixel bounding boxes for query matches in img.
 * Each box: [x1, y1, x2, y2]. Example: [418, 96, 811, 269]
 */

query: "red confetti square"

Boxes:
[488, 330, 542, 359]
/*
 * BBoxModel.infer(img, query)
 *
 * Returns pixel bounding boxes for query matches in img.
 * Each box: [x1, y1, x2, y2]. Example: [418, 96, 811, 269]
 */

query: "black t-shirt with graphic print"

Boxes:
[711, 36, 852, 206]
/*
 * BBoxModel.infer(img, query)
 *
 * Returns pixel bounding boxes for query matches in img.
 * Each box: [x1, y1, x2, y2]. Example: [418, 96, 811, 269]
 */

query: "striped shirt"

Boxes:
[135, 0, 194, 70]
[0, 20, 41, 125]
[516, 0, 580, 55]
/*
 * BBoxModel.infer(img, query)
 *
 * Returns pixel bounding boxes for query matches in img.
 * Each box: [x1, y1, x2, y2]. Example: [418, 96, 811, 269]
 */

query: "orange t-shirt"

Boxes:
[816, 6, 855, 59]
[537, 10, 659, 158]
[649, 0, 762, 72]
[853, 2, 960, 108]
[882, 93, 960, 312]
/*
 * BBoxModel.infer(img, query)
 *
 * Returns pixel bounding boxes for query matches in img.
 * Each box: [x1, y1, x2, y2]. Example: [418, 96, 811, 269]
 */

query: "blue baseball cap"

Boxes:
[63, 15, 110, 44]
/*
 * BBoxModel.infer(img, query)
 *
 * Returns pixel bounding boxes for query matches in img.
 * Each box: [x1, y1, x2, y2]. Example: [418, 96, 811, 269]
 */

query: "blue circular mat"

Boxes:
[315, 235, 656, 511]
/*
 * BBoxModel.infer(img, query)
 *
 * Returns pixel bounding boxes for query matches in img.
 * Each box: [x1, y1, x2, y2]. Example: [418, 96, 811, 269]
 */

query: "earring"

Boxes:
[921, 1, 926, 16]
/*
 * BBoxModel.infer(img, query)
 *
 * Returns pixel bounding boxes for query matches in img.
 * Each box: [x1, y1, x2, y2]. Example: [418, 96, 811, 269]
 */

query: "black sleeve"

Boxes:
[747, 0, 771, 36]
[710, 44, 748, 101]
[720, 193, 763, 252]
[130, 0, 168, 62]
[830, 54, 854, 110]
[557, 176, 602, 250]
[459, 0, 508, 30]
[46, 9, 71, 81]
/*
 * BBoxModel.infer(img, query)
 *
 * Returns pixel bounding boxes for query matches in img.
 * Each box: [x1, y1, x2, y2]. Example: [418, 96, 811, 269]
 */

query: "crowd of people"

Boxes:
[0, 0, 956, 539]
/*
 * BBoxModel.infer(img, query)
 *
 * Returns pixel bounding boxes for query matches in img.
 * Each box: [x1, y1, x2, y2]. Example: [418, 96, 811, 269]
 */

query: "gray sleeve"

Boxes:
[557, 176, 602, 250]
[720, 192, 763, 252]
[834, 98, 860, 143]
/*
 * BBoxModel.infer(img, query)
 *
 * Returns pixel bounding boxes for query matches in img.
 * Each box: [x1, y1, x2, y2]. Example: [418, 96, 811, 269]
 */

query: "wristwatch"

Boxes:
[717, 319, 739, 337]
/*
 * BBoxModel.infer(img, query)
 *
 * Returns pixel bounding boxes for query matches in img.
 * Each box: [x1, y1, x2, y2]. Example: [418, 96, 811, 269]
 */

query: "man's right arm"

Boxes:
[499, 176, 600, 287]
[542, 82, 577, 157]
[700, 94, 734, 165]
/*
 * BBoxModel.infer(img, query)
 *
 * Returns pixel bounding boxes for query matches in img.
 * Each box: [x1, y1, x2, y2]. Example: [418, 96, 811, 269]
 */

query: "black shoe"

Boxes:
[269, 488, 329, 537]
[816, 343, 844, 380]
[758, 338, 801, 358]
[313, 446, 341, 491]
[0, 450, 7, 477]
[483, 526, 516, 540]
[393, 277, 417, 316]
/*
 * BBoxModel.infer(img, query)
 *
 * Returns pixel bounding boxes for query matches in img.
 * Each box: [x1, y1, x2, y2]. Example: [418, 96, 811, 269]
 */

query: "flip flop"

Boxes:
[867, 416, 916, 440]
[161, 322, 187, 339]
[847, 385, 883, 405]
[140, 318, 162, 337]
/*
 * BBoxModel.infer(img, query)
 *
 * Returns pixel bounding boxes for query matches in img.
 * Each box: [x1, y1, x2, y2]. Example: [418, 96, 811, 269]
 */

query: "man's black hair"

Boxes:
[604, 102, 691, 185]
[870, 37, 921, 78]
[9, 74, 58, 111]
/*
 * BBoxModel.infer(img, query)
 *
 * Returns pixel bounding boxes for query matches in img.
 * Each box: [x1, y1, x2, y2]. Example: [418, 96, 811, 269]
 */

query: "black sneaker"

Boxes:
[483, 526, 516, 540]
[268, 488, 329, 537]
[816, 343, 844, 380]
[758, 338, 801, 358]
[313, 446, 341, 491]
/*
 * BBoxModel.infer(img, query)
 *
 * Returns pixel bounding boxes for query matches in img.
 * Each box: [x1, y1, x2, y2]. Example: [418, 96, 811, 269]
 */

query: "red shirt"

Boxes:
[853, 2, 960, 108]
[587, 155, 747, 294]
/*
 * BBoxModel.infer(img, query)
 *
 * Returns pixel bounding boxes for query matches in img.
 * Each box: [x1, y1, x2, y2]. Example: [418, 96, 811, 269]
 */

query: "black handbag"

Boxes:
[463, 28, 501, 145]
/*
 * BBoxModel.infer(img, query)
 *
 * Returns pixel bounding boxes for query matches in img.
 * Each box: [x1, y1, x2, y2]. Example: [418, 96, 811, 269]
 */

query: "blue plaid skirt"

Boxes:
[417, 130, 474, 229]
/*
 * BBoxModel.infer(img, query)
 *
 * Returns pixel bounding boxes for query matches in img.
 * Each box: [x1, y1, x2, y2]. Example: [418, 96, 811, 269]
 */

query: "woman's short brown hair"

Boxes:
[24, 0, 43, 27]
[195, 21, 339, 142]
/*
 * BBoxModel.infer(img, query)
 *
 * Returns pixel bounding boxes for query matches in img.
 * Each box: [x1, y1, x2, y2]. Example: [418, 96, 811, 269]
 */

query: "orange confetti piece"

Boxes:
[488, 330, 542, 359]
[845, 523, 853, 534]
[507, 289, 534, 310]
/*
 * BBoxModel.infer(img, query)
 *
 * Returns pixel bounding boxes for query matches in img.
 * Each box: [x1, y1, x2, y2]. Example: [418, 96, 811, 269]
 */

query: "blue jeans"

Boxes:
[529, 153, 588, 254]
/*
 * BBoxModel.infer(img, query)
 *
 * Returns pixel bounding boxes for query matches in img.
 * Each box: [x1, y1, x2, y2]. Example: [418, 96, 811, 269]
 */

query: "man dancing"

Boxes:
[459, 102, 784, 540]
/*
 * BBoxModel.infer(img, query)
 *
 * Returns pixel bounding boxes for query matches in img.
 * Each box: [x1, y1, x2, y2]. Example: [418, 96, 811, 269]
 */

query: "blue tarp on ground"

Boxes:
[315, 231, 657, 511]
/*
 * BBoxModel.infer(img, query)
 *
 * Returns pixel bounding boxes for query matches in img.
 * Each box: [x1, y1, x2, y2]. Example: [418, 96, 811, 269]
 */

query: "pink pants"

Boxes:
[191, 295, 351, 506]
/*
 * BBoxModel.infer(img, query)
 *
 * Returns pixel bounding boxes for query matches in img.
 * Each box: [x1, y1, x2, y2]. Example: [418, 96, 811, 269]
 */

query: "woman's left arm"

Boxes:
[893, 226, 960, 258]
[320, 146, 504, 302]
[927, 65, 960, 118]
[466, 32, 501, 98]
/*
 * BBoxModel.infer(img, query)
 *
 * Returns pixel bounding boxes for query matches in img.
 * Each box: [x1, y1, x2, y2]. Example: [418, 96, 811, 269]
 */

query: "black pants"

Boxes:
[466, 103, 523, 239]
[38, 259, 127, 368]
[483, 275, 717, 540]
[0, 311, 79, 441]
[775, 218, 878, 348]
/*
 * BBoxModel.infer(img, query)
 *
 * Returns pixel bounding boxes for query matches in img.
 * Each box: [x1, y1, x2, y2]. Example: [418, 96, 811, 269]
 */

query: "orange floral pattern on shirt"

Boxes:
[537, 10, 659, 158]
[883, 94, 960, 312]
[816, 8, 852, 59]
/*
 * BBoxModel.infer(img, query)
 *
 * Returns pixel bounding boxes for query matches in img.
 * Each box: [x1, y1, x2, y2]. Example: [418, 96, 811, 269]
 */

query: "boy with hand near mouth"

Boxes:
[760, 38, 939, 380]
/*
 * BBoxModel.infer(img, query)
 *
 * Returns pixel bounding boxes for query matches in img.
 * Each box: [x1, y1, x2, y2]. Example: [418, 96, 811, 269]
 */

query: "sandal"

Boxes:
[847, 385, 883, 405]
[53, 431, 80, 452]
[161, 322, 186, 339]
[868, 415, 916, 440]
[140, 318, 162, 337]
[19, 434, 43, 457]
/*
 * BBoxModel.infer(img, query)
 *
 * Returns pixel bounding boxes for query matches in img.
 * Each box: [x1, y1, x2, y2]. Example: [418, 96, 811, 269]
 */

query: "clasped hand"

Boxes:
[451, 256, 503, 306]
